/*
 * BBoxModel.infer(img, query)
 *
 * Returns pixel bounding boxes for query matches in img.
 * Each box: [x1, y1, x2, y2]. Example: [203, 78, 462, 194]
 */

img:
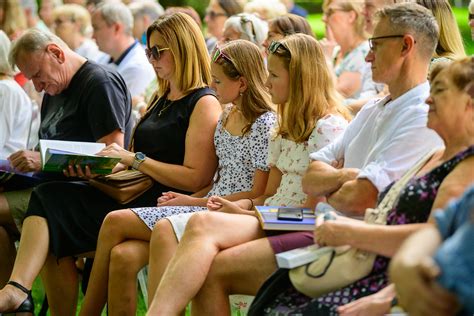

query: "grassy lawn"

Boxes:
[29, 6, 472, 316]
[307, 7, 474, 55]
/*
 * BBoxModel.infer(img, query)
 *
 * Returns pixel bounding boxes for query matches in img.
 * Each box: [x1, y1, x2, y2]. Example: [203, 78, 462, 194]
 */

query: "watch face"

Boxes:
[136, 152, 146, 161]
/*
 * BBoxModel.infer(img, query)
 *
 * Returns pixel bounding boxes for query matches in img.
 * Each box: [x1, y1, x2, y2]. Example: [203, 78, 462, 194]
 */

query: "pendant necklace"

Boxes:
[158, 98, 173, 117]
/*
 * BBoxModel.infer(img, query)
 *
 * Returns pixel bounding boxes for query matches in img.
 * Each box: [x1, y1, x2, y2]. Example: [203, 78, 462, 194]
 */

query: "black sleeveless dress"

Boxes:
[25, 87, 215, 258]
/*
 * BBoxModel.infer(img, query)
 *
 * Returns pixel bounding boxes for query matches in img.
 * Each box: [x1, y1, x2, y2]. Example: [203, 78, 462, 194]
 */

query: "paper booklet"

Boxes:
[39, 140, 121, 174]
[276, 244, 333, 269]
[254, 206, 315, 231]
[0, 159, 42, 186]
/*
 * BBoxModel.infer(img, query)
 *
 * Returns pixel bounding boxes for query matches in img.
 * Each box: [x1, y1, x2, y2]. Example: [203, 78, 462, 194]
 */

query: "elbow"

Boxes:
[328, 189, 377, 217]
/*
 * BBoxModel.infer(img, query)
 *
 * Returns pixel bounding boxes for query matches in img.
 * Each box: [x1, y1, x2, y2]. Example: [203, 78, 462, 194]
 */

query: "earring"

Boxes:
[239, 92, 243, 96]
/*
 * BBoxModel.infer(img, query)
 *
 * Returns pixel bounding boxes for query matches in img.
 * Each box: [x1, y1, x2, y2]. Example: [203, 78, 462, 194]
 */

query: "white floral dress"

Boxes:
[264, 115, 348, 207]
[131, 109, 277, 230]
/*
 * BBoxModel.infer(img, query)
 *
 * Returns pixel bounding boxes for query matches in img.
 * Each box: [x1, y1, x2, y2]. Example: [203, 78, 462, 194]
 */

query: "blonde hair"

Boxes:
[214, 40, 274, 134]
[53, 4, 92, 36]
[416, 0, 465, 60]
[244, 0, 287, 20]
[1, 0, 27, 38]
[270, 34, 350, 143]
[323, 0, 367, 39]
[146, 12, 211, 97]
[0, 31, 12, 75]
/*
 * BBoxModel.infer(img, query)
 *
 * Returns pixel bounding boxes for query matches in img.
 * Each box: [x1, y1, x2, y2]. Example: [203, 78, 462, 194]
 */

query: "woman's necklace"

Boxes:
[158, 98, 174, 117]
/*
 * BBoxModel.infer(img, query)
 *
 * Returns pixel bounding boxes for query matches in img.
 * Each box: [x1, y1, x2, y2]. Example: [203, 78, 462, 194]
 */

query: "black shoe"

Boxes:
[3, 281, 34, 314]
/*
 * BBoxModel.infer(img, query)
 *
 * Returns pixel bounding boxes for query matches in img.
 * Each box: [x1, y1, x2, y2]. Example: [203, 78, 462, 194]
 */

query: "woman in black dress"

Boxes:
[0, 13, 221, 315]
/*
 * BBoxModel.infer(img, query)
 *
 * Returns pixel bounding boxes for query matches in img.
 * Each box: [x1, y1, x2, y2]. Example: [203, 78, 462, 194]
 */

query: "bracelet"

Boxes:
[247, 198, 254, 210]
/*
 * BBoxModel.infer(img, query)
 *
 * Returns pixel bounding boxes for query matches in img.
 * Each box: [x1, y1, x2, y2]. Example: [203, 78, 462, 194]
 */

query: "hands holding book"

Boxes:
[8, 150, 42, 173]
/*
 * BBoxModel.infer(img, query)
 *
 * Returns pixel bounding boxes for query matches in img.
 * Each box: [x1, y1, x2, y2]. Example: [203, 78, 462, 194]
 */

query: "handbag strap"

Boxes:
[370, 148, 439, 220]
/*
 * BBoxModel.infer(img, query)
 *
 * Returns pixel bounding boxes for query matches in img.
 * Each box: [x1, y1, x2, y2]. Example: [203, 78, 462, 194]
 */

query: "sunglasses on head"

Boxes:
[239, 15, 256, 41]
[145, 45, 170, 62]
[268, 41, 289, 54]
[211, 46, 235, 65]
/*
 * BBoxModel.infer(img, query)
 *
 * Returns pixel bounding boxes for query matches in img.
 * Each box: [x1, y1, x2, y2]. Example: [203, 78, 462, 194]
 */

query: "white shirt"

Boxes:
[75, 38, 109, 63]
[0, 79, 33, 159]
[310, 82, 443, 192]
[105, 42, 155, 98]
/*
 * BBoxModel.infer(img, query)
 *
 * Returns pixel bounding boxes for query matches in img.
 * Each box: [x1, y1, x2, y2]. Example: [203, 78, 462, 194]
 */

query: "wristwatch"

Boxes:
[131, 152, 146, 170]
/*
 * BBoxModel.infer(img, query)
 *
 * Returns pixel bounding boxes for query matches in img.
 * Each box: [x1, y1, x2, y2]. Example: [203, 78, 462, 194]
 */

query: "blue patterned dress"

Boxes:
[261, 146, 474, 315]
[131, 109, 276, 229]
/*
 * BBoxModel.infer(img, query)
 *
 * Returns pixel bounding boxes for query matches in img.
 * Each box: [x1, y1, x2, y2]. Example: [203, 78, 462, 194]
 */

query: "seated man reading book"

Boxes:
[0, 28, 133, 287]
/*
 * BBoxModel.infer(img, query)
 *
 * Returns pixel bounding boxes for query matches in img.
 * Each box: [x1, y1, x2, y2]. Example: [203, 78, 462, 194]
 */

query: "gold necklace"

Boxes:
[158, 98, 174, 117]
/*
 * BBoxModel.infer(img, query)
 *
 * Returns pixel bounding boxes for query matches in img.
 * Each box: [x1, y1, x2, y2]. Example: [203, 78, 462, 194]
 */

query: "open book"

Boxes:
[254, 206, 315, 231]
[39, 140, 121, 174]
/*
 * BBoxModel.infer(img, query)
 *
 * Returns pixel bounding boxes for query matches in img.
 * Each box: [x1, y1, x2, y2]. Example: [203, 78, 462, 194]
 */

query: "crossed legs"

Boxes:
[147, 212, 266, 315]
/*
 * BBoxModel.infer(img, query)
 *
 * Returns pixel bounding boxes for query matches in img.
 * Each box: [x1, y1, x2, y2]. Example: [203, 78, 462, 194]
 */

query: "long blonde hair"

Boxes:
[146, 13, 211, 97]
[214, 40, 274, 134]
[270, 34, 350, 143]
[416, 0, 466, 60]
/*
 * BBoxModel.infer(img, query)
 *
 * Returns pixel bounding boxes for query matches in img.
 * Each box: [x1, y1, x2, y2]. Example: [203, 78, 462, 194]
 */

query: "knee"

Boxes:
[150, 219, 176, 247]
[100, 209, 132, 238]
[110, 243, 144, 273]
[185, 212, 217, 238]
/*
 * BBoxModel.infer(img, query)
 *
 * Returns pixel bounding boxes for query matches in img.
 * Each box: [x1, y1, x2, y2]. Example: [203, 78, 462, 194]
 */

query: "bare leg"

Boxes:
[41, 255, 79, 316]
[79, 209, 151, 316]
[0, 227, 16, 287]
[147, 212, 265, 316]
[108, 240, 149, 316]
[192, 237, 278, 316]
[0, 194, 17, 287]
[147, 219, 179, 305]
[0, 215, 49, 311]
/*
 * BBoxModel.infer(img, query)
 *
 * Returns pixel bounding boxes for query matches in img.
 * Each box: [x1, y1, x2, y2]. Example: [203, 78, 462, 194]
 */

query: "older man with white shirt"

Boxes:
[92, 2, 154, 100]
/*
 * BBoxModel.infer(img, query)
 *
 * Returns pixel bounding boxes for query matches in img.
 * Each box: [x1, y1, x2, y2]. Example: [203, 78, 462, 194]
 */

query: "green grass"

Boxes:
[307, 7, 474, 55]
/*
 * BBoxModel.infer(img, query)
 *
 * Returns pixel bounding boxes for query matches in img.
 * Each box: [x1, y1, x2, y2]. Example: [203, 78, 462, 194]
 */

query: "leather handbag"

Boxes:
[89, 170, 153, 204]
[289, 149, 437, 298]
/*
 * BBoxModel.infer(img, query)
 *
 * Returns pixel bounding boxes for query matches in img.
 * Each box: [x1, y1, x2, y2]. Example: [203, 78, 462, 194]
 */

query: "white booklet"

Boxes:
[276, 244, 334, 269]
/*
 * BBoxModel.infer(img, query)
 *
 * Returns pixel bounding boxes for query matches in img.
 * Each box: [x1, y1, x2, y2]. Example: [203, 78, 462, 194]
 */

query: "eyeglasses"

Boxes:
[268, 41, 289, 54]
[206, 10, 228, 20]
[368, 35, 405, 50]
[53, 18, 74, 26]
[469, 13, 474, 20]
[324, 7, 347, 17]
[145, 45, 170, 62]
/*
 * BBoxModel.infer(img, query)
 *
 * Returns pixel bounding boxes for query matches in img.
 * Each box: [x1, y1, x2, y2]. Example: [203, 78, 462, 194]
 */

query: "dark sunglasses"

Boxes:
[145, 45, 170, 62]
[268, 40, 289, 54]
[469, 13, 474, 20]
[368, 35, 405, 50]
[206, 10, 228, 20]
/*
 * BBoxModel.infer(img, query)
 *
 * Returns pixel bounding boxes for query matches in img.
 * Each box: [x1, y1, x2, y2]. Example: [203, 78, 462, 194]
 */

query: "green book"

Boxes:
[39, 140, 121, 174]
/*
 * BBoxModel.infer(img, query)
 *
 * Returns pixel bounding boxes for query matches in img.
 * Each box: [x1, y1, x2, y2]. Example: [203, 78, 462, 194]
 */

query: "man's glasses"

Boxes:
[268, 41, 289, 54]
[145, 45, 170, 62]
[469, 13, 474, 20]
[206, 10, 228, 20]
[368, 35, 405, 50]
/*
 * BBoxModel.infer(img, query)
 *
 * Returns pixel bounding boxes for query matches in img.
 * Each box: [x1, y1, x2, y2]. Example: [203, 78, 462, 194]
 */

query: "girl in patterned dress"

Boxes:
[146, 33, 351, 315]
[79, 40, 276, 315]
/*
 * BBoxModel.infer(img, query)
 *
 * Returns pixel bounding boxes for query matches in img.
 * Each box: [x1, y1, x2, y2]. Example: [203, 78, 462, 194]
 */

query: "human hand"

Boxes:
[330, 159, 344, 169]
[62, 164, 98, 179]
[337, 289, 393, 316]
[8, 150, 42, 172]
[157, 191, 199, 207]
[391, 256, 459, 316]
[314, 215, 359, 247]
[207, 196, 248, 214]
[97, 143, 135, 167]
